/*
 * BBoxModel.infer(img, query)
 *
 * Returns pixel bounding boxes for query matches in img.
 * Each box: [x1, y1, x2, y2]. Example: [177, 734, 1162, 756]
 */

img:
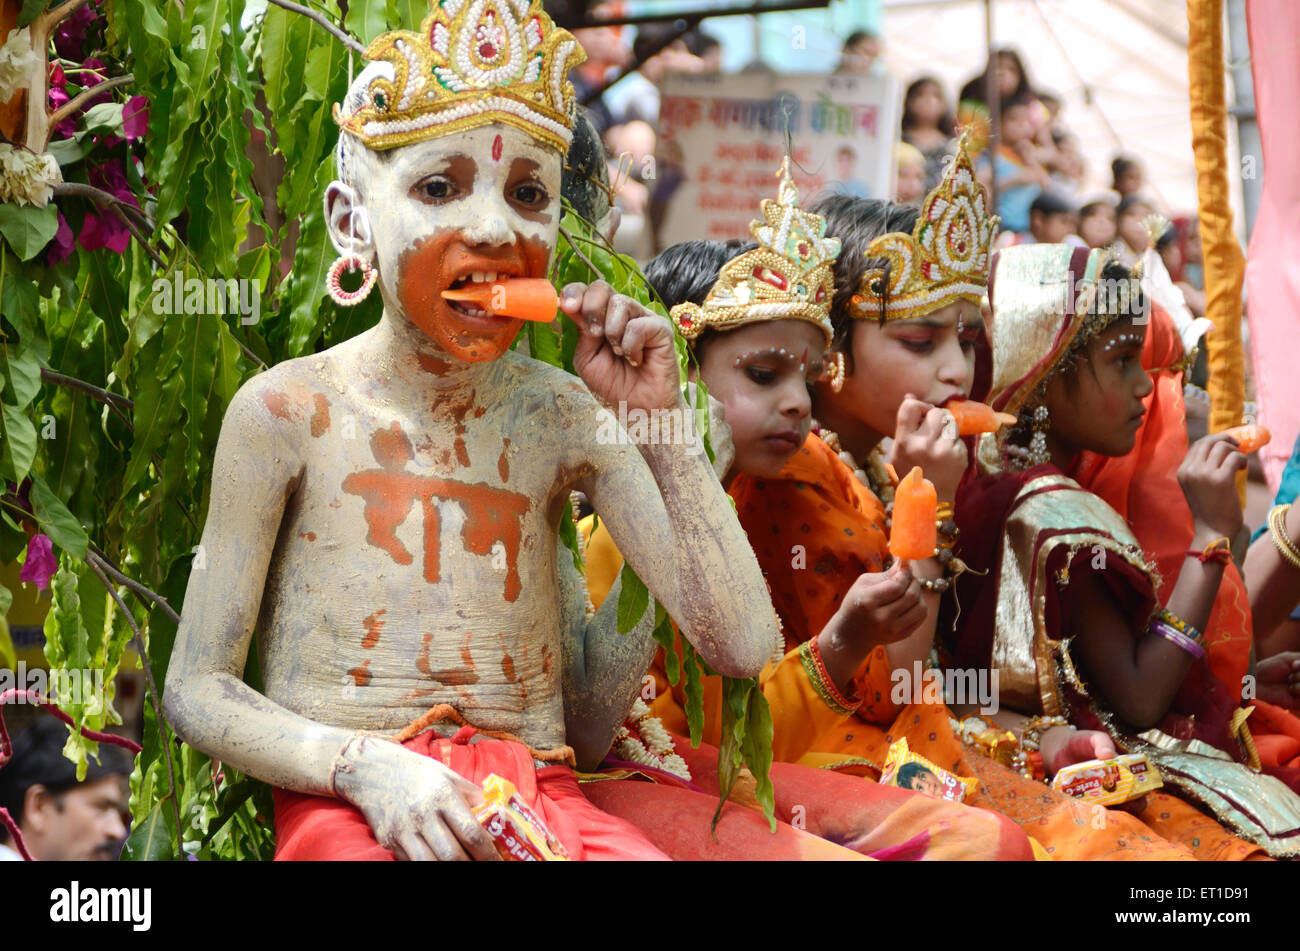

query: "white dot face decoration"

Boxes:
[356, 124, 561, 362]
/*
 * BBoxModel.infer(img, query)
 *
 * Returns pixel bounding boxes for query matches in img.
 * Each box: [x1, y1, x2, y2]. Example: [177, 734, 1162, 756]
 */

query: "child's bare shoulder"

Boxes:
[221, 350, 343, 449]
[498, 350, 602, 419]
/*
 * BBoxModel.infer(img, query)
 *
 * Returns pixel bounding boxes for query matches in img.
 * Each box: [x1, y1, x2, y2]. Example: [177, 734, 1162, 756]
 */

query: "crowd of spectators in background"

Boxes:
[572, 21, 1205, 330]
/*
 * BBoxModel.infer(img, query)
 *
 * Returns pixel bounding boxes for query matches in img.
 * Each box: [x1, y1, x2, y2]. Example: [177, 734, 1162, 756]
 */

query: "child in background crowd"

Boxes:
[1078, 199, 1118, 250]
[975, 94, 1050, 234]
[901, 76, 957, 192]
[895, 142, 928, 203]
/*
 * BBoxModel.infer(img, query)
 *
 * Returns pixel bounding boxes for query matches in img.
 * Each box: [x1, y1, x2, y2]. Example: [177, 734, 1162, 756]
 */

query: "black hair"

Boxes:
[0, 717, 133, 835]
[895, 761, 934, 790]
[1155, 224, 1179, 254]
[685, 30, 720, 57]
[562, 106, 612, 226]
[645, 240, 747, 311]
[1000, 92, 1037, 114]
[1111, 154, 1141, 187]
[633, 23, 687, 64]
[1030, 190, 1076, 218]
[959, 48, 1033, 109]
[901, 76, 956, 138]
[806, 194, 919, 361]
[1116, 194, 1154, 220]
[843, 29, 879, 50]
[1079, 200, 1114, 221]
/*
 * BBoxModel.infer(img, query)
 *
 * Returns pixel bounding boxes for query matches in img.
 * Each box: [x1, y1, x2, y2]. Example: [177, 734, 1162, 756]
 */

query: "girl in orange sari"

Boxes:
[946, 242, 1300, 858]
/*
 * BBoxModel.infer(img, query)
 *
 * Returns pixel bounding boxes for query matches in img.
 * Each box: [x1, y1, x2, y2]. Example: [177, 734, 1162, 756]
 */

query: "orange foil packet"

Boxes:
[1051, 753, 1162, 806]
[471, 773, 570, 861]
[879, 738, 978, 803]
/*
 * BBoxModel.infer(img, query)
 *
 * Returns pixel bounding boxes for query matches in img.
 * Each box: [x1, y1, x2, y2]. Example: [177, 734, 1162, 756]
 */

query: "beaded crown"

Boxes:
[852, 132, 999, 322]
[671, 159, 839, 347]
[332, 0, 586, 156]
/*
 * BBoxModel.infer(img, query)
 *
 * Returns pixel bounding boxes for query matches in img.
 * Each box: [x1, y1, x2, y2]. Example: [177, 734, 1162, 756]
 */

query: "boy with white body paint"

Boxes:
[163, 0, 778, 861]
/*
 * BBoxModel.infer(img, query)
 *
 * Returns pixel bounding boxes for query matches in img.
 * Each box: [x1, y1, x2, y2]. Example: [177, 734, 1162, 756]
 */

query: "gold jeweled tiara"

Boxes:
[851, 132, 999, 322]
[671, 159, 839, 346]
[332, 0, 586, 156]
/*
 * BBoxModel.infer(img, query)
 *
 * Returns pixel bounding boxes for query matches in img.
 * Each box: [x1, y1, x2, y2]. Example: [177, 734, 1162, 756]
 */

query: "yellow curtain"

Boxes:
[1186, 0, 1247, 498]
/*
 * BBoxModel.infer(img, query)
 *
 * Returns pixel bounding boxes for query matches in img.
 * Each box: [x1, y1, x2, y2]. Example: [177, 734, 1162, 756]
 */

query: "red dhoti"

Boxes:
[273, 726, 669, 861]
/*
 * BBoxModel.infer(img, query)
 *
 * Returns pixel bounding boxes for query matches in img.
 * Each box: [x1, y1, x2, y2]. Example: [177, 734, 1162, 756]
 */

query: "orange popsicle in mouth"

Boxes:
[442, 278, 559, 323]
[945, 399, 1019, 436]
[890, 466, 938, 561]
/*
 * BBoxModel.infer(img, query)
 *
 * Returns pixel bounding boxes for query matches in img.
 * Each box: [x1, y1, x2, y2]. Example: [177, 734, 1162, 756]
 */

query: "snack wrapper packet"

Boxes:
[1051, 753, 1162, 806]
[879, 738, 979, 803]
[471, 774, 570, 861]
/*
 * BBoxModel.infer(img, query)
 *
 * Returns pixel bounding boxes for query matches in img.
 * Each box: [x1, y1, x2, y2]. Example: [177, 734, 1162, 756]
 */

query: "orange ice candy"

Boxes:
[1222, 424, 1271, 455]
[890, 466, 937, 561]
[442, 278, 559, 322]
[946, 399, 1019, 436]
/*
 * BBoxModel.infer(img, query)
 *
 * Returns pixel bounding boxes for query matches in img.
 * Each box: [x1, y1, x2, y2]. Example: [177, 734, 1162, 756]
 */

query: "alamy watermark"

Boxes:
[595, 401, 708, 456]
[0, 662, 106, 710]
[152, 274, 262, 324]
[890, 660, 999, 715]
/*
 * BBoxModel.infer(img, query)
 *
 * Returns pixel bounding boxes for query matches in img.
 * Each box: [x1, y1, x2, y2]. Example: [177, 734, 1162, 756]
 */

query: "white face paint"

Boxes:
[327, 123, 563, 362]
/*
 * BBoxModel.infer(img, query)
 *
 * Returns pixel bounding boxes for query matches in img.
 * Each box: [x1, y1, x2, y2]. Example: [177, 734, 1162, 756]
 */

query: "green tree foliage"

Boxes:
[8, 0, 772, 860]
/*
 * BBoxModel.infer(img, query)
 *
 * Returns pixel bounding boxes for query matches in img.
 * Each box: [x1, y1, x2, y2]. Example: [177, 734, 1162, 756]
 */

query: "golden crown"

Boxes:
[671, 159, 839, 346]
[332, 0, 586, 155]
[852, 133, 999, 322]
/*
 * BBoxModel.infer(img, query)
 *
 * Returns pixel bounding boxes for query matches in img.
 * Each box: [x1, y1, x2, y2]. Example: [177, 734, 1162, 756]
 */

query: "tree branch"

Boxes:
[46, 73, 135, 134]
[86, 546, 182, 627]
[52, 182, 167, 269]
[87, 555, 185, 861]
[40, 368, 134, 412]
[40, 0, 92, 29]
[265, 0, 366, 53]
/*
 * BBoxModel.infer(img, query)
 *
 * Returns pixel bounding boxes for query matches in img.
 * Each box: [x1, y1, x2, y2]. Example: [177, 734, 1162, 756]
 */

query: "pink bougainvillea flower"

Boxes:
[78, 161, 140, 254]
[47, 81, 78, 140]
[47, 212, 75, 265]
[53, 2, 98, 61]
[19, 533, 56, 591]
[77, 211, 129, 253]
[122, 95, 149, 141]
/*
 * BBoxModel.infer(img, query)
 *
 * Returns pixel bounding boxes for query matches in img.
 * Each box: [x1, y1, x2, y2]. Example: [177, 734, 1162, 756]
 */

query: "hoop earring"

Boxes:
[326, 255, 377, 306]
[827, 351, 846, 393]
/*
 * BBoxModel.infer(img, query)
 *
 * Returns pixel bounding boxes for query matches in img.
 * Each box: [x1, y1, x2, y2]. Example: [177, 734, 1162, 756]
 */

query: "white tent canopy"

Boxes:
[879, 0, 1242, 217]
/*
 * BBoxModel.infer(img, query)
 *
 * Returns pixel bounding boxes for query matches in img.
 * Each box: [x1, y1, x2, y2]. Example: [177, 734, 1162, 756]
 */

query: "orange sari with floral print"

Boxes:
[734, 435, 1211, 860]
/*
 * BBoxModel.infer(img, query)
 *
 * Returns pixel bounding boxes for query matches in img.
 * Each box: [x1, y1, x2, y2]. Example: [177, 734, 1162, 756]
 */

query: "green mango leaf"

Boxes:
[679, 635, 704, 746]
[0, 582, 13, 668]
[1, 345, 41, 406]
[46, 135, 92, 167]
[0, 204, 59, 262]
[712, 677, 748, 836]
[0, 616, 13, 670]
[0, 402, 37, 482]
[650, 601, 679, 684]
[17, 0, 49, 27]
[739, 683, 777, 831]
[343, 0, 390, 44]
[29, 474, 90, 559]
[81, 102, 125, 137]
[1, 269, 40, 341]
[281, 156, 336, 357]
[615, 562, 649, 634]
[122, 798, 177, 861]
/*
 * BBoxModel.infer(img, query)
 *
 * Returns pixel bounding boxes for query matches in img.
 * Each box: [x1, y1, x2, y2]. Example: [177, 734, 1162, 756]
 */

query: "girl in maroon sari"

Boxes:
[946, 242, 1300, 858]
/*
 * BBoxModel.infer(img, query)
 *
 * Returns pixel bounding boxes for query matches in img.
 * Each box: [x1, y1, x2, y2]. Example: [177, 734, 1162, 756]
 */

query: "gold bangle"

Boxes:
[1268, 504, 1300, 571]
[1020, 715, 1069, 752]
